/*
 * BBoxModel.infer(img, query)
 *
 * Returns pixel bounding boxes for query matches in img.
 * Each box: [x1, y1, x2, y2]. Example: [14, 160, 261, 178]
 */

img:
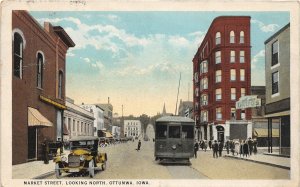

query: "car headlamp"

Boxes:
[61, 156, 67, 162]
[172, 145, 177, 150]
[79, 155, 85, 161]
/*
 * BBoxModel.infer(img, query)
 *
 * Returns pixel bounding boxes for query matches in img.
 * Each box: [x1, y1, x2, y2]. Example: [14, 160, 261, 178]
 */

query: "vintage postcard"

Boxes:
[1, 0, 299, 187]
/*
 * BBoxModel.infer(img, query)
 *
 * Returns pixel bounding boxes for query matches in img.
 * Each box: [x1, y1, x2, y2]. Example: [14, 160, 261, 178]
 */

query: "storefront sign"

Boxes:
[236, 95, 261, 109]
[39, 95, 67, 110]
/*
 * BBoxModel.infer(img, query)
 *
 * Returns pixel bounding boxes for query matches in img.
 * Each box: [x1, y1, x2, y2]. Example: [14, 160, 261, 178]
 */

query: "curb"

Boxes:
[224, 155, 290, 170]
[33, 171, 55, 179]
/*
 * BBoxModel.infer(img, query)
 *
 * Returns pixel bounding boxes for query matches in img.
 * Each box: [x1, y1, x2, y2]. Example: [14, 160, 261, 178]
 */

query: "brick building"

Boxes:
[12, 11, 74, 164]
[193, 16, 252, 142]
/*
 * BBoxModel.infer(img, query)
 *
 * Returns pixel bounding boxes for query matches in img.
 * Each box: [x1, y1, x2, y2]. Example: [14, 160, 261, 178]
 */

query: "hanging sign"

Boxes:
[236, 95, 261, 109]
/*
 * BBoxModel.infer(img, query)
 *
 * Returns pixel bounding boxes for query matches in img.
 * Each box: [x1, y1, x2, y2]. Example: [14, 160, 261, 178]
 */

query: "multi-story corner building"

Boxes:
[193, 16, 252, 142]
[12, 11, 75, 164]
[123, 120, 142, 139]
[81, 104, 105, 136]
[178, 99, 193, 119]
[264, 23, 290, 156]
[64, 98, 95, 141]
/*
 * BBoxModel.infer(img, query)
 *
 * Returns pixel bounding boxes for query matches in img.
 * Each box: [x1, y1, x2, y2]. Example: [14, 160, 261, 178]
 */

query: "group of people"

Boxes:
[194, 137, 258, 159]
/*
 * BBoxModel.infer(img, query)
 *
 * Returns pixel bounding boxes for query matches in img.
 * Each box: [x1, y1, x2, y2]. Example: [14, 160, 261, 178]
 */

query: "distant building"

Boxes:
[97, 98, 113, 131]
[264, 23, 290, 155]
[81, 104, 105, 136]
[193, 16, 252, 142]
[64, 98, 94, 141]
[12, 10, 74, 164]
[124, 120, 142, 139]
[178, 99, 193, 119]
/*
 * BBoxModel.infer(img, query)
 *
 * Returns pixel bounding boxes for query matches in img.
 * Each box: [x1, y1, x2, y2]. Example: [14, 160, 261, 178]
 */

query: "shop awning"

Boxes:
[254, 128, 279, 138]
[105, 132, 113, 138]
[264, 111, 290, 118]
[28, 107, 53, 127]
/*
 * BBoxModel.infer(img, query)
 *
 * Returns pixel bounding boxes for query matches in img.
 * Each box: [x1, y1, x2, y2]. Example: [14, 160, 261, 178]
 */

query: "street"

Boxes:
[45, 138, 289, 179]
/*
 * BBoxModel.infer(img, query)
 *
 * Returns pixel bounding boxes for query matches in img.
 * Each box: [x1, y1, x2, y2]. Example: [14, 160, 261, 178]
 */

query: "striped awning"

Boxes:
[254, 128, 279, 138]
[105, 132, 113, 138]
[28, 107, 53, 127]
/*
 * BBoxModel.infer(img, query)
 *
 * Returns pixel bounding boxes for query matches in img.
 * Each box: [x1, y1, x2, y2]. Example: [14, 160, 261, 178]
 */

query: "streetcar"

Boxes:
[154, 116, 195, 164]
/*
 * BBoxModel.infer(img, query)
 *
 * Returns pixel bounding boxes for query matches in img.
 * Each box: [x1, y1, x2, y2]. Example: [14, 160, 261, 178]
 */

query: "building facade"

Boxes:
[12, 11, 74, 164]
[123, 120, 142, 138]
[264, 23, 290, 155]
[64, 98, 94, 141]
[97, 100, 113, 131]
[81, 104, 105, 136]
[193, 16, 252, 142]
[178, 99, 193, 119]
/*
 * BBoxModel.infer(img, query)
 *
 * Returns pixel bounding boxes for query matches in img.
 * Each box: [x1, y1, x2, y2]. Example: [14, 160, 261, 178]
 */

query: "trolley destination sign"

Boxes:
[236, 95, 261, 109]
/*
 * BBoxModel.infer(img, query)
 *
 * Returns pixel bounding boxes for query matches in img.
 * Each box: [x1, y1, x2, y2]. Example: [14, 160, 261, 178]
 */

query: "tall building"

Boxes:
[64, 98, 95, 140]
[193, 16, 252, 142]
[264, 23, 290, 155]
[81, 104, 105, 136]
[12, 11, 75, 164]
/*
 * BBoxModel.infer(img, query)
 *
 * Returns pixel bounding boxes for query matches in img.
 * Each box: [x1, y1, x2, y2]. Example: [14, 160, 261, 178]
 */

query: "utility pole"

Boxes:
[175, 72, 181, 116]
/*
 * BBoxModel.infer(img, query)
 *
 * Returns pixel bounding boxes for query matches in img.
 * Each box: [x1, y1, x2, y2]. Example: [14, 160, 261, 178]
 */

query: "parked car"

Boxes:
[54, 136, 107, 178]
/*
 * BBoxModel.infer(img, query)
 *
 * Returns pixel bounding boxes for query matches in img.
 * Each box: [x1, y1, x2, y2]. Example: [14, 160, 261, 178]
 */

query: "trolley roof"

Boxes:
[155, 116, 194, 123]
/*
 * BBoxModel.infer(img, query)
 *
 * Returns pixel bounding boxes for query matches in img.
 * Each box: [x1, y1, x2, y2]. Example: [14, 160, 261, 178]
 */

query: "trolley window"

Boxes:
[169, 126, 180, 138]
[181, 125, 194, 139]
[156, 124, 167, 139]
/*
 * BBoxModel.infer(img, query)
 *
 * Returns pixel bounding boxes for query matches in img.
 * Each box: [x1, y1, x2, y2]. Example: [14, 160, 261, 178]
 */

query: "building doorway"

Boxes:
[28, 127, 37, 160]
[216, 126, 224, 142]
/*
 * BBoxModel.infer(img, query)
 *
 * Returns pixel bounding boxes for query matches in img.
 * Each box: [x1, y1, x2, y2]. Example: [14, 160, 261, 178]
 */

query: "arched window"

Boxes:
[13, 33, 24, 78]
[58, 71, 63, 99]
[215, 51, 221, 64]
[230, 31, 235, 43]
[215, 32, 221, 45]
[240, 31, 245, 43]
[37, 52, 44, 88]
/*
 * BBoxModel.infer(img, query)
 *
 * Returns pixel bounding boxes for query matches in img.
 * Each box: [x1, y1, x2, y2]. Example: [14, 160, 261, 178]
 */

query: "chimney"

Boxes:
[108, 97, 110, 104]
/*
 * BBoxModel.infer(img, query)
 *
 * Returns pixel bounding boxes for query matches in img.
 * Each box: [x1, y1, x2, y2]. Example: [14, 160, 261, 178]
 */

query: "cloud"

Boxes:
[251, 50, 265, 69]
[251, 19, 279, 33]
[81, 57, 91, 63]
[66, 52, 75, 57]
[168, 36, 189, 47]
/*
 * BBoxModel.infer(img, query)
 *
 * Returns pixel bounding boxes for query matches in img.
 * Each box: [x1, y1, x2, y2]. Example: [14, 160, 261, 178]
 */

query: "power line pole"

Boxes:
[175, 72, 181, 116]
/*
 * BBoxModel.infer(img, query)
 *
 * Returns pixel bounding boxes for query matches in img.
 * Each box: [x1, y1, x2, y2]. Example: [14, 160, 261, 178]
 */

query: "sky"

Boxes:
[30, 11, 289, 117]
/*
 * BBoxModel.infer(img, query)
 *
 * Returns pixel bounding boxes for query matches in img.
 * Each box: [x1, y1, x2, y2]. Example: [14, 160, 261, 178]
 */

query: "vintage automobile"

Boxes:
[54, 136, 107, 178]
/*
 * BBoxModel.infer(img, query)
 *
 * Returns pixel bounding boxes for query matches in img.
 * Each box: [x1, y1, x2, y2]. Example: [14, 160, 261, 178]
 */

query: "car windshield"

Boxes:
[70, 140, 94, 150]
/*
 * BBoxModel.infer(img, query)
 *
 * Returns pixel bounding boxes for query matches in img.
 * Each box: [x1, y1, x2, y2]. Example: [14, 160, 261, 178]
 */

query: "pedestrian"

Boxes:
[243, 140, 249, 157]
[136, 140, 141, 151]
[248, 137, 253, 156]
[234, 140, 240, 156]
[225, 140, 230, 154]
[203, 140, 207, 152]
[253, 139, 258, 155]
[239, 140, 244, 157]
[218, 140, 224, 157]
[212, 140, 218, 158]
[208, 140, 212, 150]
[194, 141, 199, 158]
[42, 139, 49, 164]
[230, 140, 235, 155]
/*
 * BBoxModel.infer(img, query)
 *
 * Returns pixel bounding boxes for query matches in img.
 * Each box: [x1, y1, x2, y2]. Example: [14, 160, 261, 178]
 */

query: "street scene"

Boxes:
[8, 6, 298, 186]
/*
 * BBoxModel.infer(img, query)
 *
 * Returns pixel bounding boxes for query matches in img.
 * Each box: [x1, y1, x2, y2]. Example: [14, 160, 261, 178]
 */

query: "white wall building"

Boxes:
[64, 98, 95, 141]
[81, 104, 105, 136]
[124, 120, 142, 138]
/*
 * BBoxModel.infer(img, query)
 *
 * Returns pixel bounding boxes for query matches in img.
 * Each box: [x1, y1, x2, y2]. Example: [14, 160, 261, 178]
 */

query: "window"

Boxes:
[169, 126, 180, 138]
[241, 88, 246, 97]
[216, 107, 222, 120]
[37, 53, 44, 88]
[240, 69, 245, 81]
[240, 51, 245, 63]
[272, 40, 279, 66]
[13, 33, 24, 78]
[215, 70, 222, 83]
[231, 88, 236, 100]
[68, 118, 71, 132]
[201, 110, 208, 122]
[203, 77, 208, 89]
[77, 121, 79, 132]
[230, 31, 235, 43]
[240, 31, 245, 43]
[181, 126, 194, 139]
[194, 72, 199, 83]
[230, 50, 235, 63]
[241, 110, 246, 120]
[200, 60, 208, 74]
[201, 94, 208, 106]
[272, 71, 279, 94]
[216, 88, 222, 101]
[58, 71, 63, 99]
[215, 32, 221, 45]
[215, 51, 221, 64]
[195, 87, 199, 97]
[230, 69, 236, 81]
[73, 120, 75, 132]
[231, 108, 236, 119]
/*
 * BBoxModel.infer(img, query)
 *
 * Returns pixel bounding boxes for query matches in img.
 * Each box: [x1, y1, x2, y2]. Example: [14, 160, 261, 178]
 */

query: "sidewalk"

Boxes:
[224, 152, 290, 170]
[12, 160, 55, 179]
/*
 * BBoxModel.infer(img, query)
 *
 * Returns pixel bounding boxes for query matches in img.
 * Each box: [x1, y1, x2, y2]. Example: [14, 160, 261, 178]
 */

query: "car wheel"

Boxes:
[55, 163, 61, 179]
[101, 161, 106, 171]
[89, 160, 95, 178]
